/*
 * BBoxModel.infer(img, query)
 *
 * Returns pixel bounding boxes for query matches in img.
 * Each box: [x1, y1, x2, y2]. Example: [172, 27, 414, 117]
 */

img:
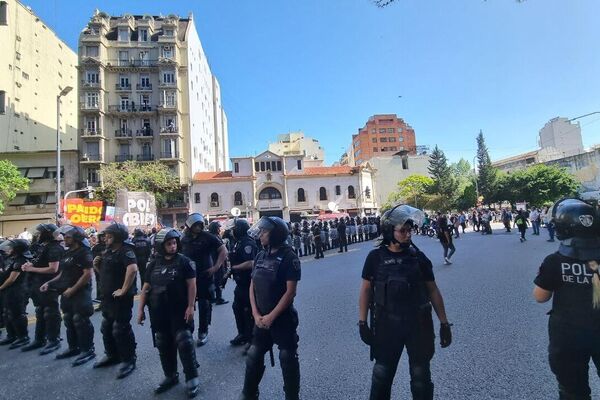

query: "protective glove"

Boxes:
[358, 321, 373, 346]
[440, 322, 453, 348]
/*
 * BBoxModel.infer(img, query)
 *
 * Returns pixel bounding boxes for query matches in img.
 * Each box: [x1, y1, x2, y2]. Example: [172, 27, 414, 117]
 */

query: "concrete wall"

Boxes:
[369, 154, 431, 206]
[539, 117, 584, 159]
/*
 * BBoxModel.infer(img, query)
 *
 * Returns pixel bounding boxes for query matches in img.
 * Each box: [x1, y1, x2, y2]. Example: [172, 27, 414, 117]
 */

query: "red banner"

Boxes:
[61, 198, 104, 228]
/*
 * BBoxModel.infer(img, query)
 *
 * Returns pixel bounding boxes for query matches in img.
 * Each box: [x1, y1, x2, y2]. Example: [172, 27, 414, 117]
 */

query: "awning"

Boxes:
[26, 167, 46, 179]
[317, 212, 349, 221]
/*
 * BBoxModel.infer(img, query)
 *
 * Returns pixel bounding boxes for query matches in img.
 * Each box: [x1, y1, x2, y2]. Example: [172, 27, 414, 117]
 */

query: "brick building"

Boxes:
[349, 114, 416, 165]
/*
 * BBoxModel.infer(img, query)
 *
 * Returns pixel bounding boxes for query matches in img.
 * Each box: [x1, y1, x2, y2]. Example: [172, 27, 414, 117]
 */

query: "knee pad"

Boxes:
[43, 306, 59, 320]
[372, 362, 394, 385]
[175, 330, 194, 350]
[72, 313, 88, 328]
[100, 318, 113, 336]
[154, 331, 170, 351]
[279, 349, 299, 368]
[63, 312, 74, 325]
[112, 321, 130, 338]
[245, 345, 265, 367]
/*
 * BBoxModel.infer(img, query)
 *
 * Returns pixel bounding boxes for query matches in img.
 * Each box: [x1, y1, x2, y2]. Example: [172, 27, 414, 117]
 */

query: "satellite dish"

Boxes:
[231, 207, 241, 217]
[328, 202, 338, 212]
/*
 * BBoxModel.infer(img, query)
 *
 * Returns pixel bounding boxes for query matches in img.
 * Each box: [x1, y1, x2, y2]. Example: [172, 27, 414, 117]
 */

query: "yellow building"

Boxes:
[0, 0, 78, 236]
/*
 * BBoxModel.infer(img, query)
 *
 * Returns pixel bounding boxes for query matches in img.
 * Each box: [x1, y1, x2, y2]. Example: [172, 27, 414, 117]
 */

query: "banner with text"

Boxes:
[62, 199, 104, 228]
[114, 190, 157, 231]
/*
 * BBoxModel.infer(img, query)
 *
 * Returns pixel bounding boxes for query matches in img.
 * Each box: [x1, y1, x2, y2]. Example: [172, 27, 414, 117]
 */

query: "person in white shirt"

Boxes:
[17, 228, 32, 241]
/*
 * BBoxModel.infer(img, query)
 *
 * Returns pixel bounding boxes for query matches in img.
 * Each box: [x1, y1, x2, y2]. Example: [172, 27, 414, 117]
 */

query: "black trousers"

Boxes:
[548, 318, 600, 400]
[30, 282, 61, 342]
[60, 287, 95, 352]
[196, 276, 215, 335]
[370, 310, 435, 400]
[2, 286, 28, 339]
[100, 295, 136, 362]
[314, 240, 324, 258]
[339, 237, 348, 252]
[233, 283, 253, 339]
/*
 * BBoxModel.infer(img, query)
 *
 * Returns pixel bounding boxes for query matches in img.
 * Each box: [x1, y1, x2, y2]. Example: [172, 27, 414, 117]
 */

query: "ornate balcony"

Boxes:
[115, 154, 133, 162]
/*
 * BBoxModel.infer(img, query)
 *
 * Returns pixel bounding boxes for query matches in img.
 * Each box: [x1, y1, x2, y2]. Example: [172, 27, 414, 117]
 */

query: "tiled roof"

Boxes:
[193, 171, 234, 181]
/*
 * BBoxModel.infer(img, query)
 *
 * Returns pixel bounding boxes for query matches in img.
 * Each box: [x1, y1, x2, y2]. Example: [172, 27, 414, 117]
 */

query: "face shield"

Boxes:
[384, 204, 425, 228]
[247, 217, 275, 240]
[0, 240, 13, 255]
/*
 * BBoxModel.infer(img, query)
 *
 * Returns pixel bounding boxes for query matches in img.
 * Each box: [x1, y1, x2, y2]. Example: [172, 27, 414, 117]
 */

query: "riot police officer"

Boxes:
[533, 198, 600, 399]
[312, 222, 323, 259]
[20, 223, 64, 354]
[229, 219, 258, 347]
[132, 228, 151, 287]
[93, 223, 138, 379]
[0, 239, 32, 349]
[208, 221, 229, 305]
[92, 232, 106, 306]
[239, 216, 301, 400]
[181, 213, 227, 347]
[137, 228, 200, 398]
[0, 240, 6, 339]
[358, 205, 452, 400]
[41, 226, 96, 366]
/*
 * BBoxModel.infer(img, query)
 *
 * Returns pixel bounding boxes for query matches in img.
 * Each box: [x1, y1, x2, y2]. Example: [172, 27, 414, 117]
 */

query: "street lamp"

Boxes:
[56, 86, 73, 222]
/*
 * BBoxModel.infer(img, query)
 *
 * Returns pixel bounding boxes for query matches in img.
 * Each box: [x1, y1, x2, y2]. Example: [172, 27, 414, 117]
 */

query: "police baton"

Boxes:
[269, 347, 275, 367]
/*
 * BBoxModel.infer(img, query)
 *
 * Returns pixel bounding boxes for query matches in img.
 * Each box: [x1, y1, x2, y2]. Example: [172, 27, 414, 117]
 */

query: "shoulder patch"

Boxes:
[292, 258, 301, 271]
[125, 250, 136, 259]
[244, 245, 253, 255]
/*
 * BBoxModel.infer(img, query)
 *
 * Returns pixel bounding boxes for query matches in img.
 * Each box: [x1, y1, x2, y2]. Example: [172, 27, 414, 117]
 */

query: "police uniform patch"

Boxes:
[292, 258, 301, 271]
[244, 245, 253, 255]
[125, 250, 136, 259]
[579, 215, 594, 227]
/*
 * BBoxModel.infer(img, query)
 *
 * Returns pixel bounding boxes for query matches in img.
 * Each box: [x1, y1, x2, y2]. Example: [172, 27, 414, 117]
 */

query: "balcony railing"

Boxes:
[107, 105, 155, 113]
[160, 126, 179, 134]
[80, 128, 103, 136]
[115, 83, 132, 91]
[81, 154, 102, 161]
[115, 129, 133, 138]
[158, 81, 177, 87]
[160, 151, 179, 159]
[115, 154, 133, 162]
[80, 102, 100, 110]
[136, 84, 153, 90]
[137, 154, 155, 161]
[136, 128, 154, 137]
[105, 59, 159, 68]
[158, 102, 177, 109]
[81, 80, 101, 88]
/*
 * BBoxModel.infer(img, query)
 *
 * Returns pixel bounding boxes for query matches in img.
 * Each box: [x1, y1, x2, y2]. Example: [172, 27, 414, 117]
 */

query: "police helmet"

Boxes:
[102, 223, 130, 243]
[553, 198, 600, 240]
[208, 220, 222, 236]
[380, 204, 424, 244]
[36, 223, 58, 242]
[185, 213, 205, 230]
[248, 216, 289, 247]
[0, 238, 32, 258]
[133, 228, 145, 237]
[232, 218, 251, 239]
[154, 228, 182, 255]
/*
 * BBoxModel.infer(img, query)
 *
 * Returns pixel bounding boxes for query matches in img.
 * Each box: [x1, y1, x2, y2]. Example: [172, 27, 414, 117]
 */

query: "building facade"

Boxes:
[191, 151, 378, 223]
[268, 131, 325, 161]
[538, 117, 583, 160]
[349, 114, 416, 166]
[77, 11, 228, 227]
[0, 0, 78, 236]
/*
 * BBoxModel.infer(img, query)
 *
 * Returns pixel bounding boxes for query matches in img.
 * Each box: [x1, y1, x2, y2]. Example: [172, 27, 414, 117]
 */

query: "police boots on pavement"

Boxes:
[358, 205, 452, 400]
[41, 226, 96, 366]
[181, 213, 228, 347]
[93, 223, 138, 379]
[229, 219, 258, 348]
[20, 223, 64, 354]
[239, 216, 301, 400]
[132, 228, 151, 287]
[0, 239, 32, 349]
[137, 228, 200, 398]
[533, 198, 600, 400]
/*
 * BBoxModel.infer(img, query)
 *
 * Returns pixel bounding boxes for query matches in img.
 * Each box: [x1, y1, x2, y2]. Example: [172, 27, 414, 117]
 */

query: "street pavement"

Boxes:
[2, 224, 600, 399]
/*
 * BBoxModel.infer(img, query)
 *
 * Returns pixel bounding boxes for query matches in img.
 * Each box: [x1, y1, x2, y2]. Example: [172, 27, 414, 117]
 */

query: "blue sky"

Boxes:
[26, 0, 600, 165]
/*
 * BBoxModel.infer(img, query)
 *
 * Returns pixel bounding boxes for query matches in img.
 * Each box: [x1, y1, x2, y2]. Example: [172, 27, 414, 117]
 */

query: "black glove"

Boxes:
[440, 322, 453, 348]
[358, 321, 373, 346]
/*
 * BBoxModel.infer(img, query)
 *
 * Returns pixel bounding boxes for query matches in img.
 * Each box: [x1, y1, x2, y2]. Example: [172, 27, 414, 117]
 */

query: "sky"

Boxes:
[23, 0, 600, 166]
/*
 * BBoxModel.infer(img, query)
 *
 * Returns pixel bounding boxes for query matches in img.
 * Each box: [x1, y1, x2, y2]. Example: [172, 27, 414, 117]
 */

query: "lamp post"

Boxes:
[56, 86, 73, 223]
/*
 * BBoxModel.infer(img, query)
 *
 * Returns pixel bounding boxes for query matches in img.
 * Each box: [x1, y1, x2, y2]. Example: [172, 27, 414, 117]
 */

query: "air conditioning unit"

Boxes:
[210, 201, 219, 208]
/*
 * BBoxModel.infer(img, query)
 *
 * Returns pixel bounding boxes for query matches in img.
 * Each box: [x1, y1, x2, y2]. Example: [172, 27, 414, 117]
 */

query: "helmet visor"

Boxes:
[384, 205, 425, 228]
[247, 217, 275, 240]
[0, 240, 13, 253]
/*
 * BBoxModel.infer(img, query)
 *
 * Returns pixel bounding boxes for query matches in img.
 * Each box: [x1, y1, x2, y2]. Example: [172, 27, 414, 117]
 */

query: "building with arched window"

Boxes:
[191, 150, 378, 222]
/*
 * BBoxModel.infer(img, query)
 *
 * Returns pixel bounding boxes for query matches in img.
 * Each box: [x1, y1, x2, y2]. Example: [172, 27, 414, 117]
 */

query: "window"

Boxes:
[86, 46, 99, 57]
[165, 29, 174, 37]
[319, 187, 327, 201]
[140, 94, 150, 109]
[380, 137, 388, 142]
[0, 90, 5, 114]
[194, 193, 201, 203]
[26, 167, 46, 179]
[162, 71, 175, 84]
[15, 51, 21, 60]
[0, 1, 7, 25]
[26, 193, 45, 205]
[119, 75, 130, 88]
[86, 118, 97, 133]
[138, 29, 148, 42]
[277, 161, 282, 171]
[379, 128, 386, 133]
[390, 147, 398, 151]
[210, 193, 219, 207]
[259, 187, 282, 200]
[86, 92, 99, 108]
[234, 191, 243, 206]
[254, 162, 259, 172]
[234, 162, 239, 173]
[260, 162, 265, 172]
[372, 138, 377, 143]
[373, 147, 378, 152]
[120, 96, 130, 111]
[371, 129, 376, 133]
[335, 185, 341, 196]
[162, 46, 173, 58]
[399, 136, 404, 142]
[389, 137, 397, 142]
[22, 72, 28, 80]
[139, 51, 149, 65]
[119, 50, 129, 66]
[297, 159, 302, 170]
[387, 128, 395, 133]
[297, 188, 306, 202]
[86, 142, 99, 157]
[348, 185, 356, 199]
[365, 186, 371, 199]
[118, 28, 129, 42]
[87, 168, 98, 183]
[86, 71, 99, 83]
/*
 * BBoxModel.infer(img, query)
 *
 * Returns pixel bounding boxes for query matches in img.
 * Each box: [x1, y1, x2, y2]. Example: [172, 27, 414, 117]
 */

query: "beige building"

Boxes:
[268, 131, 325, 161]
[77, 11, 228, 227]
[0, 0, 78, 236]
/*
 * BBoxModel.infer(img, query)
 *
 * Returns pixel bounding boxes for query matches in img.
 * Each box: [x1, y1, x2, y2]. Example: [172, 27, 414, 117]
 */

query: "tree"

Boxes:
[476, 130, 498, 202]
[427, 145, 456, 199]
[373, 0, 525, 6]
[383, 174, 433, 209]
[0, 160, 29, 214]
[455, 183, 478, 211]
[96, 161, 181, 206]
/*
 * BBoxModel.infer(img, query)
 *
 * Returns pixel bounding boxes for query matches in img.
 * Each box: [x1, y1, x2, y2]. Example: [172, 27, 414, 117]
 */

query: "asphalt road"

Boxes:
[2, 224, 599, 399]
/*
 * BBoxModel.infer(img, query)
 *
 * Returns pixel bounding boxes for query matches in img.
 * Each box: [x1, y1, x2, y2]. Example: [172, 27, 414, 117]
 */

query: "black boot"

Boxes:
[0, 336, 16, 346]
[116, 359, 136, 379]
[155, 373, 179, 394]
[93, 355, 120, 368]
[8, 336, 30, 349]
[21, 339, 46, 352]
[72, 349, 96, 367]
[186, 377, 200, 398]
[55, 347, 81, 359]
[230, 334, 248, 346]
[39, 339, 61, 355]
[196, 331, 208, 347]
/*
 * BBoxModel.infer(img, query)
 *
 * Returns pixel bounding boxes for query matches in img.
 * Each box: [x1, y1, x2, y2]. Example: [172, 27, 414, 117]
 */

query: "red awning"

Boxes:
[317, 212, 349, 221]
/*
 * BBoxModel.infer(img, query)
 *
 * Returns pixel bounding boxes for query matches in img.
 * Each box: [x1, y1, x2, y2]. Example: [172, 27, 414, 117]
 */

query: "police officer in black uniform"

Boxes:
[41, 225, 96, 366]
[137, 228, 200, 398]
[0, 239, 32, 349]
[132, 228, 151, 287]
[533, 198, 600, 400]
[181, 213, 227, 347]
[229, 219, 258, 347]
[0, 240, 6, 339]
[239, 216, 301, 400]
[21, 223, 64, 354]
[93, 223, 138, 379]
[92, 232, 106, 306]
[208, 221, 229, 305]
[358, 205, 452, 400]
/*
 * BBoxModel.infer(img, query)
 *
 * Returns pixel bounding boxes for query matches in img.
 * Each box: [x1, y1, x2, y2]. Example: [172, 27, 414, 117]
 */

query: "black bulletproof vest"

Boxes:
[181, 233, 214, 272]
[373, 248, 423, 321]
[133, 237, 151, 261]
[30, 241, 63, 283]
[100, 245, 135, 296]
[148, 254, 189, 312]
[252, 247, 290, 315]
[55, 247, 92, 292]
[231, 236, 256, 286]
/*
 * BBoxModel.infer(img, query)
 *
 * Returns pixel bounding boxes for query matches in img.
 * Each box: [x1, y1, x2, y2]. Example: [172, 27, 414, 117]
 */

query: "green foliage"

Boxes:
[383, 174, 433, 209]
[427, 145, 456, 200]
[96, 161, 181, 206]
[0, 160, 29, 214]
[495, 164, 579, 207]
[455, 183, 477, 211]
[476, 131, 498, 202]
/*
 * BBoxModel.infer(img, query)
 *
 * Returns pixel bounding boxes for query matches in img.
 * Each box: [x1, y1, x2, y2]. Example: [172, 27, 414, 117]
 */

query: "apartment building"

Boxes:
[77, 11, 228, 226]
[268, 131, 325, 161]
[0, 0, 78, 236]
